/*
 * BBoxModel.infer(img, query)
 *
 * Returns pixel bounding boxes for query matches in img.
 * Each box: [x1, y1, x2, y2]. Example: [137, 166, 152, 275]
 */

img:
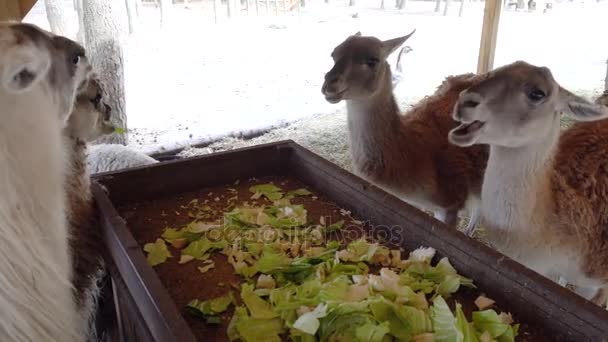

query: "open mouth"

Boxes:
[451, 120, 485, 137]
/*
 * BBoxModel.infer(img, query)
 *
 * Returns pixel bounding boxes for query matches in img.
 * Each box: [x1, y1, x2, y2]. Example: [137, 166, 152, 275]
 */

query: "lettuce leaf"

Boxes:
[250, 183, 284, 201]
[186, 292, 235, 323]
[455, 303, 480, 342]
[292, 303, 328, 335]
[472, 310, 518, 342]
[181, 238, 227, 263]
[143, 238, 171, 266]
[241, 283, 279, 319]
[232, 306, 283, 342]
[431, 296, 463, 342]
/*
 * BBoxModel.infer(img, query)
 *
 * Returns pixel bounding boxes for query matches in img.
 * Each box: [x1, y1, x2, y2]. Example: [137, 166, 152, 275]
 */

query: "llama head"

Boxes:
[0, 22, 92, 123]
[66, 74, 115, 142]
[448, 60, 608, 148]
[321, 30, 415, 104]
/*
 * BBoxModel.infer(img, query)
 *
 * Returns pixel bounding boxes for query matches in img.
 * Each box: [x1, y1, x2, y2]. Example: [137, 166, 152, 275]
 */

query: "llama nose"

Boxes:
[324, 73, 339, 86]
[454, 92, 482, 121]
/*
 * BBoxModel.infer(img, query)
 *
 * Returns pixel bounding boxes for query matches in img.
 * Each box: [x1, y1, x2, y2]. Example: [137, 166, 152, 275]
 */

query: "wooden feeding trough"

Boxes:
[92, 140, 608, 342]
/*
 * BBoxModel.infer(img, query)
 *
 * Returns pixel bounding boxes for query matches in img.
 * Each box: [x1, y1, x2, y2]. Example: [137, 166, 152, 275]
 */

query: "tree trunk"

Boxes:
[227, 0, 233, 17]
[125, 0, 137, 34]
[398, 0, 407, 10]
[443, 0, 451, 15]
[81, 0, 128, 145]
[160, 0, 172, 27]
[44, 0, 69, 36]
[135, 0, 141, 16]
[349, 0, 356, 6]
[605, 58, 608, 91]
[434, 0, 442, 12]
[214, 0, 221, 22]
[74, 0, 86, 45]
[458, 0, 465, 16]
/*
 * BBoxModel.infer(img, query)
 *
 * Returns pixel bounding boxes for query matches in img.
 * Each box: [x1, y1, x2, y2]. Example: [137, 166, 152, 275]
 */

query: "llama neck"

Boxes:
[345, 75, 405, 173]
[65, 135, 92, 208]
[481, 122, 560, 233]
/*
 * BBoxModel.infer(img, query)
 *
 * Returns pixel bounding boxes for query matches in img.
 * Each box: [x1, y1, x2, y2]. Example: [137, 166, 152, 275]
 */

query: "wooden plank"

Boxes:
[0, 0, 21, 20]
[0, 0, 37, 21]
[476, 0, 502, 74]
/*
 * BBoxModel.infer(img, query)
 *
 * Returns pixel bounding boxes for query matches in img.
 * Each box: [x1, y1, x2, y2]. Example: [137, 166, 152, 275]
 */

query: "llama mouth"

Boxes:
[451, 120, 485, 137]
[323, 89, 347, 104]
[325, 95, 343, 104]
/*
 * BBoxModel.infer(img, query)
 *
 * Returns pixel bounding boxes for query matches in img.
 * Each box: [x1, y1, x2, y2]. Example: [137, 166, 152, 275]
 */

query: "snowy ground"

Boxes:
[24, 0, 608, 155]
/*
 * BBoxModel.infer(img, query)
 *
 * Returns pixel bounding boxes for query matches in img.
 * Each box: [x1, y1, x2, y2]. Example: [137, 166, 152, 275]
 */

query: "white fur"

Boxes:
[481, 120, 604, 300]
[0, 70, 83, 341]
[87, 143, 157, 174]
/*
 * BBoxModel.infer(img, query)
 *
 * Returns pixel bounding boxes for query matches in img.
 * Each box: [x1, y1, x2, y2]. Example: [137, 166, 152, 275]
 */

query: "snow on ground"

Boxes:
[24, 0, 608, 155]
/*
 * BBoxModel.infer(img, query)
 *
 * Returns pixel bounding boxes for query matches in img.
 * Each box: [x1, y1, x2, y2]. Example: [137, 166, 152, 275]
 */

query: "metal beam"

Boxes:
[477, 0, 502, 74]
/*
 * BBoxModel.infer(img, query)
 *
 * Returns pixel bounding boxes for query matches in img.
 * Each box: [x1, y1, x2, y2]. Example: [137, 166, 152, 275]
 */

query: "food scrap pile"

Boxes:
[142, 182, 519, 342]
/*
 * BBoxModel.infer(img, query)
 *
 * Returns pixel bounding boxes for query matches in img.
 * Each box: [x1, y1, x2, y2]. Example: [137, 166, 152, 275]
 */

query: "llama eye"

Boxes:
[366, 57, 380, 68]
[527, 88, 546, 102]
[91, 94, 102, 106]
[72, 54, 81, 65]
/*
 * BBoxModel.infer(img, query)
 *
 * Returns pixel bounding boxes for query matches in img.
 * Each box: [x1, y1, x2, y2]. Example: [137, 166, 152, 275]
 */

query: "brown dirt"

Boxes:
[119, 175, 553, 342]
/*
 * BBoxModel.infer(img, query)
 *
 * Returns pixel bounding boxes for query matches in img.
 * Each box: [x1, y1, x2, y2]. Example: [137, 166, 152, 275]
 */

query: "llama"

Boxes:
[448, 60, 608, 306]
[321, 31, 489, 235]
[64, 74, 115, 341]
[0, 22, 92, 340]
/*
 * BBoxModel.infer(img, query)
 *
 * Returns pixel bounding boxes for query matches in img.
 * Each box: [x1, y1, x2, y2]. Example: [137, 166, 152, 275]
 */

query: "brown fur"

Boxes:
[322, 33, 489, 228]
[553, 120, 608, 283]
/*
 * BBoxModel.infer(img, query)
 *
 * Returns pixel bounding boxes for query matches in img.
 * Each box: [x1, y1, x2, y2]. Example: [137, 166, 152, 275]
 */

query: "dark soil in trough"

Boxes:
[118, 175, 552, 342]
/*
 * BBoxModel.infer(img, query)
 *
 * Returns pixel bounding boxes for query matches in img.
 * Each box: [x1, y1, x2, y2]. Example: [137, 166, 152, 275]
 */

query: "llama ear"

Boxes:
[1, 47, 50, 94]
[558, 87, 608, 122]
[354, 31, 362, 36]
[382, 29, 416, 56]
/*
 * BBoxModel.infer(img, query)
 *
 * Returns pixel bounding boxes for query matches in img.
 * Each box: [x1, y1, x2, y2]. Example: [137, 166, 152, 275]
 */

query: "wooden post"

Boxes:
[477, 0, 502, 74]
[0, 0, 37, 20]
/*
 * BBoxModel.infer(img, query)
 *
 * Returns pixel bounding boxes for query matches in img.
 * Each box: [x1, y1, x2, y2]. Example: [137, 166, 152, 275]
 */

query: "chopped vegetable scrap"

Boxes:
[142, 182, 519, 341]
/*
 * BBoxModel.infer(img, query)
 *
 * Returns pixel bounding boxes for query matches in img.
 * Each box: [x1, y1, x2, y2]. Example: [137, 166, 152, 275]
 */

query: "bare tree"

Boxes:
[397, 0, 407, 10]
[81, 0, 129, 145]
[74, 0, 85, 44]
[605, 58, 608, 91]
[443, 0, 451, 15]
[44, 0, 69, 36]
[160, 0, 172, 27]
[458, 0, 465, 16]
[349, 0, 356, 6]
[125, 0, 138, 34]
[434, 0, 442, 12]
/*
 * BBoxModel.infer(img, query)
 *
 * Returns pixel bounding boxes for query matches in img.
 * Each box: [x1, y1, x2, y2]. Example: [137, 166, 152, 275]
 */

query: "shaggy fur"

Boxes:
[0, 22, 91, 341]
[448, 60, 608, 306]
[64, 75, 115, 341]
[87, 143, 158, 174]
[322, 32, 489, 234]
